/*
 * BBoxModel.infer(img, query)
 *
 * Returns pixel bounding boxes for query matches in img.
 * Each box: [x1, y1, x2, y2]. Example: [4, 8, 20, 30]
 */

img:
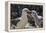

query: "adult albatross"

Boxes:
[16, 8, 30, 29]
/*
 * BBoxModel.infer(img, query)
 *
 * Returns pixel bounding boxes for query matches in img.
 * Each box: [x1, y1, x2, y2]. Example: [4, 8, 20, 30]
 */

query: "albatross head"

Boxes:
[31, 10, 37, 16]
[22, 8, 30, 12]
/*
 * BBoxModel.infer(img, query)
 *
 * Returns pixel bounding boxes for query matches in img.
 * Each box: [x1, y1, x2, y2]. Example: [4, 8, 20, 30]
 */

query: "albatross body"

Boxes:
[31, 10, 43, 28]
[16, 8, 29, 29]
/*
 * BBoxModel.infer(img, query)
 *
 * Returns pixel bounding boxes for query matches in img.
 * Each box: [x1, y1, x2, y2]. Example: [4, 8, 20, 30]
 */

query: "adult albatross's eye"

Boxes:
[24, 10, 28, 12]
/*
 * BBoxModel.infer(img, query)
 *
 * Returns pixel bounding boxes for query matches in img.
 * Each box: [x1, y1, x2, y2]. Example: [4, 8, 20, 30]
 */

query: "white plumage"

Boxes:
[16, 8, 29, 29]
[31, 10, 43, 28]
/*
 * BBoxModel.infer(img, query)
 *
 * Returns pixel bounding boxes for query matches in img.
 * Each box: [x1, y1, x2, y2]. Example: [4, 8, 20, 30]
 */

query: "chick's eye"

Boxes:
[33, 12, 35, 14]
